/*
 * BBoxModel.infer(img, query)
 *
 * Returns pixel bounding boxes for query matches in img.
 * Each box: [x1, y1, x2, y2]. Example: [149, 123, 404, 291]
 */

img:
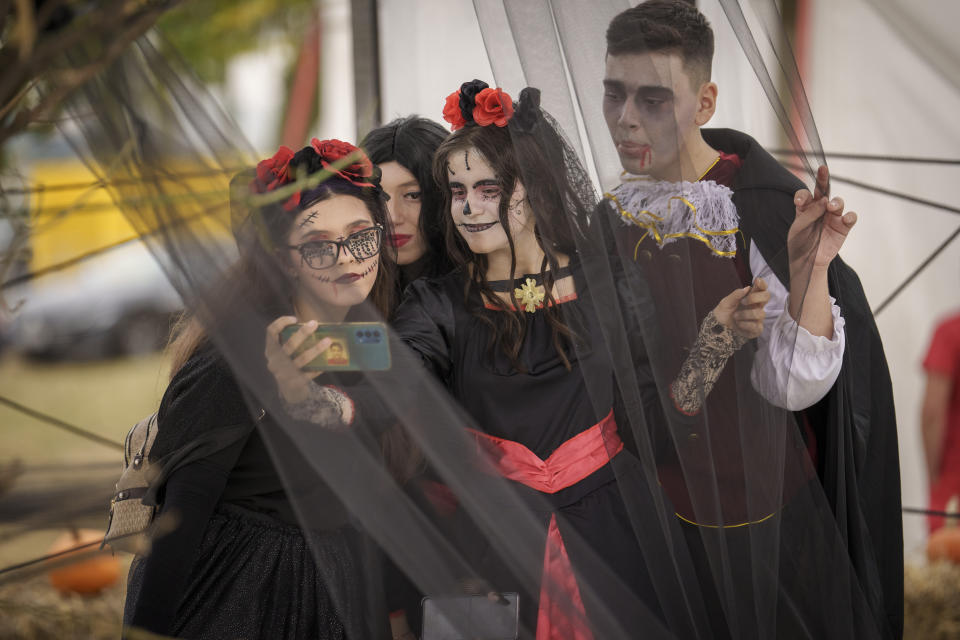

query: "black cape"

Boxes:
[704, 127, 903, 639]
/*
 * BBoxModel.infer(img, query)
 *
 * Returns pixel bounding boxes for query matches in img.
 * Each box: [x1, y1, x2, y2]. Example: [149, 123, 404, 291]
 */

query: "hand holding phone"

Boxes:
[278, 321, 391, 372]
[265, 317, 331, 405]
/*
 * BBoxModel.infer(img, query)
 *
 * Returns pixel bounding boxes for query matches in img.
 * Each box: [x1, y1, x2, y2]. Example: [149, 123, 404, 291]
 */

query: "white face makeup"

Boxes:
[602, 51, 703, 180]
[379, 161, 427, 266]
[286, 194, 380, 316]
[446, 147, 533, 257]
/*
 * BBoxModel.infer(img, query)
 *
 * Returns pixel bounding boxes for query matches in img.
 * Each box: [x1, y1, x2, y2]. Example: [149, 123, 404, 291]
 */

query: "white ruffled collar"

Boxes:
[605, 176, 741, 258]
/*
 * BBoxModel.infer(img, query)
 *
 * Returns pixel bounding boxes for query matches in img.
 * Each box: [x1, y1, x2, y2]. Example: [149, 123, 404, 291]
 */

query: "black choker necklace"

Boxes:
[486, 264, 573, 292]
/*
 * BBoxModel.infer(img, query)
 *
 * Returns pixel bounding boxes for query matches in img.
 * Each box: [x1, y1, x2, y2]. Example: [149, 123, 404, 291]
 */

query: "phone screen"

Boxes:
[421, 593, 519, 640]
[278, 322, 391, 371]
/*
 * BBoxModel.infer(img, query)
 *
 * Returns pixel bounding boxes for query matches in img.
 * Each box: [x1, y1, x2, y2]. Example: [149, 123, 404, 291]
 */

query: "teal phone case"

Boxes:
[279, 322, 391, 371]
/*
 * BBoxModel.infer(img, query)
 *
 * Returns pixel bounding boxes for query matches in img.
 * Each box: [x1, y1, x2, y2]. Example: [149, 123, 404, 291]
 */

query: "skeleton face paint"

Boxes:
[287, 194, 380, 316]
[446, 146, 534, 257]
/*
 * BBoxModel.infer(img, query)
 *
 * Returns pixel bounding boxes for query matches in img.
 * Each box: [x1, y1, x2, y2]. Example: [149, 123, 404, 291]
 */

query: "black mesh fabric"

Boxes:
[7, 2, 902, 638]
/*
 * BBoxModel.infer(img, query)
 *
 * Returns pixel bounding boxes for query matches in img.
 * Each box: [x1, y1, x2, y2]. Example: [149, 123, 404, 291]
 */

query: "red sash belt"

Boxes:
[469, 409, 623, 640]
[468, 409, 623, 494]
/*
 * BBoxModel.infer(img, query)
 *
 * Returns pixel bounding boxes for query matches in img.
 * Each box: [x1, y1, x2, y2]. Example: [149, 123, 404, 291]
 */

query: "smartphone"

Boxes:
[278, 322, 391, 371]
[421, 593, 519, 640]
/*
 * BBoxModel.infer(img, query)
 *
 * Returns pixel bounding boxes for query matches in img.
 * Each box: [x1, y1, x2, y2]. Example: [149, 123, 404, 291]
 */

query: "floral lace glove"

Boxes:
[670, 311, 749, 415]
[281, 383, 356, 430]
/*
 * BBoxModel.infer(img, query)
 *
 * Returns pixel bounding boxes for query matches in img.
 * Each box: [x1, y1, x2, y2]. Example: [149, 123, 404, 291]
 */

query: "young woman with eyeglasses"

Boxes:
[123, 139, 396, 639]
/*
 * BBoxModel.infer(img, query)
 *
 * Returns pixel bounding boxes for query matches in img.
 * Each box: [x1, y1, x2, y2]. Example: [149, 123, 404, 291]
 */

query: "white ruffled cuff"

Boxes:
[752, 297, 845, 411]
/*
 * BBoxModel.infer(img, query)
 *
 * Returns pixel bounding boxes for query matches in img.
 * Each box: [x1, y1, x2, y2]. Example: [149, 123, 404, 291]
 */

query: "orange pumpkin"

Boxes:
[927, 496, 960, 564]
[47, 527, 120, 595]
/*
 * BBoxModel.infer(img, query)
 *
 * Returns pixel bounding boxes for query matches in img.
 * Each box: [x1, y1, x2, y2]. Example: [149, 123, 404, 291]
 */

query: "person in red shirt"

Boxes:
[923, 311, 960, 532]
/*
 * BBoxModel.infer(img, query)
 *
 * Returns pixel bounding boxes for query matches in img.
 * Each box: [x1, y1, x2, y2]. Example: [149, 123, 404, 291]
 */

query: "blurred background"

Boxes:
[0, 0, 958, 637]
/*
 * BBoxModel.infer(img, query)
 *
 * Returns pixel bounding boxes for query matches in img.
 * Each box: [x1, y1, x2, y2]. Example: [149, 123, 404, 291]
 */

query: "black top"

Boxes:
[391, 260, 663, 509]
[129, 346, 350, 634]
[396, 251, 455, 301]
[395, 264, 604, 452]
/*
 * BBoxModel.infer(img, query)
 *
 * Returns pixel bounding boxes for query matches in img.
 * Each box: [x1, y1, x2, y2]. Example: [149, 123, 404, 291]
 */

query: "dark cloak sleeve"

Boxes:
[706, 127, 903, 639]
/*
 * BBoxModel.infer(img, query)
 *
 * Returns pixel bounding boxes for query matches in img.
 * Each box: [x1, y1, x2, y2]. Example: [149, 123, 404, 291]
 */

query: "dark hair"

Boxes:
[606, 0, 714, 88]
[432, 90, 593, 371]
[169, 144, 396, 375]
[361, 116, 453, 284]
[165, 144, 420, 483]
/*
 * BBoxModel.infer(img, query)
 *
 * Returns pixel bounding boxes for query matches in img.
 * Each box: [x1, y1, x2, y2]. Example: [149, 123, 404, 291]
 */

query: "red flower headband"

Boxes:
[442, 80, 514, 131]
[309, 138, 376, 187]
[251, 139, 377, 212]
[254, 145, 299, 211]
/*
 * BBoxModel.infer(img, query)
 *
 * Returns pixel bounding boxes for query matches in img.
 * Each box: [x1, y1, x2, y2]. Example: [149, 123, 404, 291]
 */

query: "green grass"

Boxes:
[0, 352, 170, 576]
[0, 353, 170, 464]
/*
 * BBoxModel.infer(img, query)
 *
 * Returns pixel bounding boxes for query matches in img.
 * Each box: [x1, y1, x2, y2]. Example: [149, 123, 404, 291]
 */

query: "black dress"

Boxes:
[392, 262, 664, 639]
[123, 346, 388, 639]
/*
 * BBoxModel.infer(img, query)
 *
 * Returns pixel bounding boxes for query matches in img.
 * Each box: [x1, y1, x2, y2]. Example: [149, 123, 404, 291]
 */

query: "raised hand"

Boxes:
[713, 277, 771, 340]
[788, 165, 858, 271]
[265, 317, 332, 404]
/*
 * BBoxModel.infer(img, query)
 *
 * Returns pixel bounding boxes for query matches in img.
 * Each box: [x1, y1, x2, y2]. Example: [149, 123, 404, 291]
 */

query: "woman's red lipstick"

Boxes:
[388, 234, 413, 248]
[335, 273, 362, 284]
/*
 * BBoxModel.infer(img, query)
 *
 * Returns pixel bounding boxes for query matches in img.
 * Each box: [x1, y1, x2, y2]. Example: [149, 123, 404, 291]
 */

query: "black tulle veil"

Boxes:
[5, 1, 901, 638]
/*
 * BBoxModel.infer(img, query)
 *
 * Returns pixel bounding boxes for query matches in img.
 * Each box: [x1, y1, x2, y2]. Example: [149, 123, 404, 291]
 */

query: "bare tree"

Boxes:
[0, 0, 182, 148]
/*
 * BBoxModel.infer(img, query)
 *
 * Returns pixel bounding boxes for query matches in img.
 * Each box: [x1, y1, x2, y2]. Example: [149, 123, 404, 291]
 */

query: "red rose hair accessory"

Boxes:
[252, 145, 300, 211]
[472, 88, 514, 127]
[442, 91, 467, 130]
[442, 79, 515, 130]
[255, 145, 293, 191]
[310, 138, 377, 188]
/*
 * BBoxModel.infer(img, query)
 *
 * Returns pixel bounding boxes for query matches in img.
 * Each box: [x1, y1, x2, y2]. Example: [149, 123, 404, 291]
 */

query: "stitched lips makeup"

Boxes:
[458, 222, 500, 232]
[387, 234, 413, 248]
[315, 259, 379, 284]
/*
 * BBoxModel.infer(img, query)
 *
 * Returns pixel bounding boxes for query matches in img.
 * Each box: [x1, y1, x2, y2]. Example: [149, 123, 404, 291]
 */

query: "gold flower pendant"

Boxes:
[514, 277, 546, 313]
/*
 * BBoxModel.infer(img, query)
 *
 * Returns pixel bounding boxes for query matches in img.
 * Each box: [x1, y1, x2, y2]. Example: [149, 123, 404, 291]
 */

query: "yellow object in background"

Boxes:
[27, 157, 237, 274]
[28, 159, 138, 273]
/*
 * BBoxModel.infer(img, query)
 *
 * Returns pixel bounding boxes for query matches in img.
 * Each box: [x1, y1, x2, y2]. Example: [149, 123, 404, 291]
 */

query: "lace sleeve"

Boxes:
[670, 311, 749, 415]
[281, 384, 356, 430]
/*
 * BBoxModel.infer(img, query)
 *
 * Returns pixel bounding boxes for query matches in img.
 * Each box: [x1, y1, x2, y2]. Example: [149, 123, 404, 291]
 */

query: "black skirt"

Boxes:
[124, 502, 387, 639]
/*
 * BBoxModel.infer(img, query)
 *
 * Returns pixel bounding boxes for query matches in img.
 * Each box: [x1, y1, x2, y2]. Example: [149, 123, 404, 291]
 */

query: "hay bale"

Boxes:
[0, 575, 124, 639]
[905, 562, 960, 639]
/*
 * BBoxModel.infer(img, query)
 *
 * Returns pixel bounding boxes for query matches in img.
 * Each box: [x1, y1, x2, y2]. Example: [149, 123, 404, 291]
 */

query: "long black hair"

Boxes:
[361, 116, 453, 285]
[432, 86, 596, 371]
[169, 143, 396, 375]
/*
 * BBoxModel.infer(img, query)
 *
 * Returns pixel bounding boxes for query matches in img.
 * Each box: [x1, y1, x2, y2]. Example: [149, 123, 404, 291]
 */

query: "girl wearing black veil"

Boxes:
[47, 6, 897, 639]
[464, 1, 899, 637]
[123, 139, 395, 639]
[387, 80, 667, 639]
[361, 116, 454, 292]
